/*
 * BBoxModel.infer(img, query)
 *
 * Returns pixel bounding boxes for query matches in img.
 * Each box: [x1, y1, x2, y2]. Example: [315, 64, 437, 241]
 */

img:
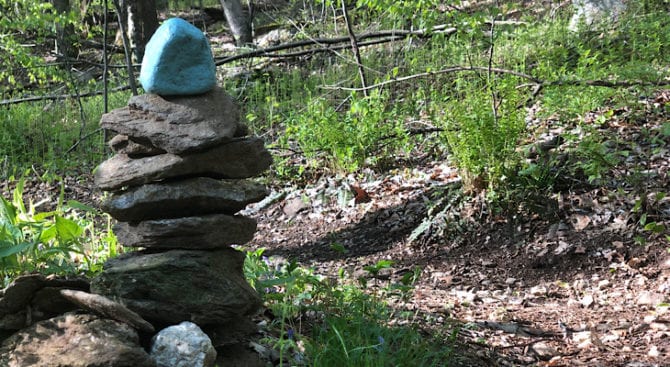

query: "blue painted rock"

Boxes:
[139, 18, 216, 96]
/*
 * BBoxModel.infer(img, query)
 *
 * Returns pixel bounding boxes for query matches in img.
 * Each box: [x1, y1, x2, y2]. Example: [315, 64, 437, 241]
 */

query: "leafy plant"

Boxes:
[0, 176, 117, 286]
[439, 76, 527, 195]
[243, 248, 455, 366]
[282, 90, 409, 173]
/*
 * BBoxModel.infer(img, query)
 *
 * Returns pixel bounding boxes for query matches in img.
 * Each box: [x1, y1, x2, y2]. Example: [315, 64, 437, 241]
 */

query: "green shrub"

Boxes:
[243, 248, 456, 366]
[0, 176, 117, 286]
[282, 90, 409, 173]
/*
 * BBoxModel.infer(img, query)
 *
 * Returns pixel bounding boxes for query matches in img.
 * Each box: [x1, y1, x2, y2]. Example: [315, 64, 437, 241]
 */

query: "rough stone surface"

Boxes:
[569, 0, 626, 31]
[150, 321, 216, 367]
[0, 313, 155, 367]
[139, 17, 216, 96]
[102, 177, 268, 221]
[102, 88, 248, 154]
[109, 134, 166, 157]
[0, 274, 89, 331]
[114, 213, 257, 249]
[90, 248, 262, 326]
[95, 137, 273, 191]
[60, 289, 155, 333]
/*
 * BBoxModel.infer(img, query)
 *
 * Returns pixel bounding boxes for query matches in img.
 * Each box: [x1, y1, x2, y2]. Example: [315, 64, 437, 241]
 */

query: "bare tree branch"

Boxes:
[214, 25, 457, 65]
[320, 66, 542, 92]
[0, 85, 131, 106]
[341, 0, 368, 96]
[321, 65, 670, 93]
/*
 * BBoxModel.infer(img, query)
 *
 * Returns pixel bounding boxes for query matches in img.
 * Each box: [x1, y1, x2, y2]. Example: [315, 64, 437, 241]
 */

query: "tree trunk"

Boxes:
[116, 0, 159, 63]
[51, 0, 76, 58]
[220, 0, 253, 46]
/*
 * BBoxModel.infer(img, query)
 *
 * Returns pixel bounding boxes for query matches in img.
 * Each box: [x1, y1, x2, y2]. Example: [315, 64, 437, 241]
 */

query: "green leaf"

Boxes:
[0, 197, 17, 225]
[0, 242, 31, 259]
[643, 222, 665, 234]
[330, 242, 348, 254]
[66, 200, 97, 213]
[54, 215, 83, 243]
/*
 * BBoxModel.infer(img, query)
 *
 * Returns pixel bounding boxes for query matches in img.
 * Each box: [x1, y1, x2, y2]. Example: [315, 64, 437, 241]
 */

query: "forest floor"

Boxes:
[3, 3, 669, 366]
[244, 90, 670, 366]
[4, 93, 669, 367]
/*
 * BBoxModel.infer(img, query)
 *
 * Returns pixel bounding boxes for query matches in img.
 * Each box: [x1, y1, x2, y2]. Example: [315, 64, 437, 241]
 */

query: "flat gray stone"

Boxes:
[102, 88, 248, 154]
[114, 213, 257, 249]
[101, 177, 268, 221]
[94, 136, 272, 191]
[0, 274, 89, 318]
[139, 17, 216, 96]
[91, 248, 262, 326]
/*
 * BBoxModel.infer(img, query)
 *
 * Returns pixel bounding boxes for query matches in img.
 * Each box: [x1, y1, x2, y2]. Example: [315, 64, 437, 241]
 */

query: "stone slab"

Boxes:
[102, 88, 248, 154]
[102, 177, 268, 221]
[94, 136, 272, 191]
[114, 213, 257, 249]
[90, 248, 262, 326]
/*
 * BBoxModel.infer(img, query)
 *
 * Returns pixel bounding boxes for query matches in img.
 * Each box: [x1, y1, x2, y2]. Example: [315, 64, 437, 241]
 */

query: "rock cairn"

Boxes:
[91, 17, 271, 354]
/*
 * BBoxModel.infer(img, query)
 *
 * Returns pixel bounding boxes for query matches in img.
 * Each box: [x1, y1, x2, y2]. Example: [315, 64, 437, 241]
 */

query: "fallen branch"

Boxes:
[320, 66, 541, 92]
[66, 128, 103, 153]
[321, 65, 670, 93]
[258, 37, 406, 59]
[214, 25, 457, 65]
[0, 85, 131, 106]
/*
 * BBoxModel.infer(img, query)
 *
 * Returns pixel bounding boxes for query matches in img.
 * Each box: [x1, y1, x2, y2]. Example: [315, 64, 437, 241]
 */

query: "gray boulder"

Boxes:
[101, 87, 248, 154]
[151, 321, 216, 367]
[90, 248, 262, 326]
[102, 177, 268, 221]
[114, 213, 257, 249]
[0, 313, 155, 367]
[569, 0, 626, 31]
[95, 137, 272, 191]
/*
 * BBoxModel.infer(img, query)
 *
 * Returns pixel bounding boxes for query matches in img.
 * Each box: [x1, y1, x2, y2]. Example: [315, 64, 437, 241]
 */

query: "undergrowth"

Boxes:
[0, 175, 118, 287]
[243, 248, 457, 366]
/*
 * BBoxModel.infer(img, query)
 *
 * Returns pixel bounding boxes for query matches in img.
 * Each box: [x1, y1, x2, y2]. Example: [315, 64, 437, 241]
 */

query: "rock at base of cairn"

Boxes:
[151, 321, 217, 367]
[0, 313, 155, 367]
[91, 248, 262, 327]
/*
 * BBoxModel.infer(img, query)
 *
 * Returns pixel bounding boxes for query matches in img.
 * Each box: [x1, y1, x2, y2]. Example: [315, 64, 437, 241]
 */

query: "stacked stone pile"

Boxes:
[0, 18, 271, 366]
[91, 16, 271, 339]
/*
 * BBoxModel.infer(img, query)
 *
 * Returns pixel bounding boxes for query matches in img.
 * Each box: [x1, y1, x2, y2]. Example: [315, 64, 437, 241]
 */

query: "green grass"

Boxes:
[0, 91, 130, 178]
[243, 248, 457, 366]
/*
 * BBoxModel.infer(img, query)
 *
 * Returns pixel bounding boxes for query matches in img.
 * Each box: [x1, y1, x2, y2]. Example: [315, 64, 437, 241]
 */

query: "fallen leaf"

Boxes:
[554, 241, 573, 255]
[581, 294, 594, 308]
[570, 213, 591, 231]
[349, 184, 371, 204]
